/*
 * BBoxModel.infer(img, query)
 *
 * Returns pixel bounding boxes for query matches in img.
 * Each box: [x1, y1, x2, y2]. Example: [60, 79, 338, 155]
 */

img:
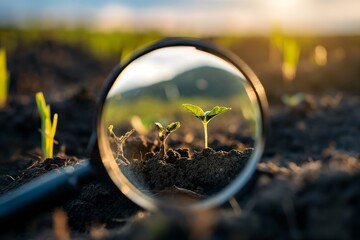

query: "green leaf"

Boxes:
[36, 92, 49, 119]
[50, 113, 58, 138]
[205, 106, 231, 122]
[166, 121, 181, 133]
[182, 104, 205, 121]
[155, 122, 165, 137]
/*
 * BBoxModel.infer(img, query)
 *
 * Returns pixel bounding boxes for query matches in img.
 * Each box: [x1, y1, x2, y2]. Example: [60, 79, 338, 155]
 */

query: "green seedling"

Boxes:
[35, 92, 58, 159]
[282, 93, 305, 107]
[269, 22, 284, 64]
[154, 121, 180, 159]
[269, 25, 301, 82]
[182, 104, 231, 149]
[282, 38, 301, 81]
[0, 48, 9, 109]
[108, 125, 135, 164]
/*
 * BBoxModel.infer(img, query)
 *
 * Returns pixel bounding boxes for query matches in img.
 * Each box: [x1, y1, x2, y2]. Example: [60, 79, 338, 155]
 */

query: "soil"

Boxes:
[121, 148, 252, 198]
[0, 38, 359, 239]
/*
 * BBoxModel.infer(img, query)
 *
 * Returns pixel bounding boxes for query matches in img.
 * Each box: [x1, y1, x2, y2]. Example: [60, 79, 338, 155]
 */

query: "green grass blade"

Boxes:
[36, 92, 48, 158]
[50, 113, 58, 138]
[45, 118, 51, 158]
[48, 113, 58, 158]
[0, 48, 9, 108]
[36, 92, 57, 159]
[270, 23, 283, 52]
[282, 38, 301, 81]
[35, 92, 49, 118]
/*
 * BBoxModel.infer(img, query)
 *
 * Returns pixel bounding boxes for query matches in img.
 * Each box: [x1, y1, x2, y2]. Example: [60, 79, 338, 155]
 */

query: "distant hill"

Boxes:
[120, 66, 246, 100]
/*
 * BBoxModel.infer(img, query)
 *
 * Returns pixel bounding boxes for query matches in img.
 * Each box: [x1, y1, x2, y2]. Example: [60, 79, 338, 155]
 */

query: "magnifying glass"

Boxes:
[0, 38, 268, 228]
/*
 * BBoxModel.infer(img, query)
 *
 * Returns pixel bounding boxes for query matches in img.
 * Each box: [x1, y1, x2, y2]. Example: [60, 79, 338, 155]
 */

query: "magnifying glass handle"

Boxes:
[0, 161, 94, 231]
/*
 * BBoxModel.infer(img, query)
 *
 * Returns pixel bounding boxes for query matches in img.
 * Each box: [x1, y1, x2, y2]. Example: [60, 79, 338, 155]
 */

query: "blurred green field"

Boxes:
[1, 27, 358, 60]
[1, 27, 359, 99]
[0, 27, 164, 59]
[103, 95, 254, 126]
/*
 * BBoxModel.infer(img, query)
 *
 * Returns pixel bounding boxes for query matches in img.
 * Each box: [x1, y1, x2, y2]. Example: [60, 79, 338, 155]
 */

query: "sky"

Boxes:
[0, 0, 359, 35]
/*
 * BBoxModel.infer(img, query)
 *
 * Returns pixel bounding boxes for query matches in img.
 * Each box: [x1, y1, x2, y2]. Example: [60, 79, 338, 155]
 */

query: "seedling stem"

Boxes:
[203, 122, 208, 149]
[182, 104, 231, 149]
[108, 125, 135, 164]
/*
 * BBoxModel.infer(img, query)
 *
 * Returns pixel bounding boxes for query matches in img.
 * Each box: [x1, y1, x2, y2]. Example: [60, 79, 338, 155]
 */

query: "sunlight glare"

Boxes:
[268, 0, 301, 19]
[314, 45, 327, 66]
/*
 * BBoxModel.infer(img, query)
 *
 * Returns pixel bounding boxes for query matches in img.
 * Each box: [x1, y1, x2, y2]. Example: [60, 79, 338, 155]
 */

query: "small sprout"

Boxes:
[182, 104, 231, 149]
[108, 125, 135, 164]
[155, 121, 180, 159]
[282, 38, 301, 81]
[0, 48, 9, 109]
[35, 92, 58, 159]
[282, 93, 305, 107]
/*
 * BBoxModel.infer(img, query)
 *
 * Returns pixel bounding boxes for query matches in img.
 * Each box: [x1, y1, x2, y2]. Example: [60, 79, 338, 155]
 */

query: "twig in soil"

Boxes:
[5, 175, 15, 181]
[112, 211, 149, 223]
[26, 159, 42, 169]
[228, 197, 241, 216]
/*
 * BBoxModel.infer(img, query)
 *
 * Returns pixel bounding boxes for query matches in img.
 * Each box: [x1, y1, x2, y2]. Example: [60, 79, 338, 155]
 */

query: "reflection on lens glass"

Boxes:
[101, 46, 262, 207]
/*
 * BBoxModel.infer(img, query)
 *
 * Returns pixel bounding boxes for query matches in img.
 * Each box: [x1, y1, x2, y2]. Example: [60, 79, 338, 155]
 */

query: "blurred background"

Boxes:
[0, 0, 359, 100]
[0, 2, 359, 238]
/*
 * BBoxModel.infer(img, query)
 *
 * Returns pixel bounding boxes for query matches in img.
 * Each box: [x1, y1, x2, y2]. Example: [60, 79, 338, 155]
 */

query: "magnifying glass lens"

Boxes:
[99, 44, 265, 210]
